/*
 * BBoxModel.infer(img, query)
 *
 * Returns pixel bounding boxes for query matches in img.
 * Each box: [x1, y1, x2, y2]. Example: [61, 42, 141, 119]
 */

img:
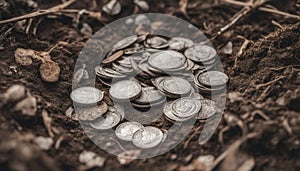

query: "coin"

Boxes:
[102, 50, 124, 64]
[133, 87, 165, 105]
[77, 102, 108, 121]
[71, 87, 104, 105]
[162, 77, 192, 96]
[197, 99, 217, 120]
[113, 35, 138, 51]
[115, 121, 144, 141]
[163, 101, 192, 122]
[184, 45, 216, 63]
[171, 97, 201, 118]
[89, 110, 121, 130]
[132, 126, 164, 149]
[145, 36, 168, 49]
[197, 71, 228, 87]
[109, 80, 142, 101]
[148, 50, 186, 72]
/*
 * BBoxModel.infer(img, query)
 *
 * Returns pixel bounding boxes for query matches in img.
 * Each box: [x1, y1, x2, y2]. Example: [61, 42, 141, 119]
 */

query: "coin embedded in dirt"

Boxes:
[197, 99, 217, 120]
[109, 80, 142, 101]
[197, 71, 228, 87]
[77, 102, 108, 121]
[115, 121, 144, 141]
[132, 126, 164, 149]
[40, 61, 61, 82]
[71, 87, 104, 105]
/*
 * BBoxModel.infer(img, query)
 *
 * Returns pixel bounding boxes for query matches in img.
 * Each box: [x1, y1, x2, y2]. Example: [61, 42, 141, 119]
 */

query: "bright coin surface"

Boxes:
[148, 50, 186, 71]
[115, 121, 144, 141]
[184, 45, 216, 63]
[89, 111, 121, 130]
[171, 97, 201, 118]
[162, 77, 192, 96]
[113, 35, 138, 50]
[197, 71, 229, 87]
[109, 80, 142, 101]
[132, 126, 164, 149]
[71, 87, 104, 105]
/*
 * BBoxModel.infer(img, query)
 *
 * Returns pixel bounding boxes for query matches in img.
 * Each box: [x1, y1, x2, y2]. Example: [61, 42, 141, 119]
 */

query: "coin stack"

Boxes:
[71, 34, 228, 149]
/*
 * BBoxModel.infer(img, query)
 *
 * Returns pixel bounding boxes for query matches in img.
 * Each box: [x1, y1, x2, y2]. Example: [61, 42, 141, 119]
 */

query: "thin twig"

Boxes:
[0, 0, 76, 25]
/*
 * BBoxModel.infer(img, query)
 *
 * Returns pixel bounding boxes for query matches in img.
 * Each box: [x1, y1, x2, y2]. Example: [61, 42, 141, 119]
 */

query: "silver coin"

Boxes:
[148, 50, 186, 71]
[184, 45, 216, 63]
[113, 35, 138, 51]
[132, 126, 164, 149]
[197, 71, 229, 87]
[71, 87, 104, 105]
[197, 99, 217, 120]
[124, 46, 145, 55]
[109, 80, 142, 101]
[146, 36, 168, 49]
[169, 41, 185, 51]
[89, 111, 121, 130]
[171, 97, 201, 118]
[77, 102, 108, 121]
[95, 66, 127, 79]
[163, 101, 191, 122]
[169, 37, 194, 50]
[162, 77, 192, 96]
[115, 121, 144, 141]
[133, 87, 166, 105]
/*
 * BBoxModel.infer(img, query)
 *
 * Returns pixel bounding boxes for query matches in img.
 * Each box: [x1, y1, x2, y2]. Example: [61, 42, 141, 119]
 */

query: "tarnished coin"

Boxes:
[162, 77, 192, 96]
[124, 46, 144, 55]
[197, 99, 217, 120]
[71, 87, 104, 105]
[184, 45, 216, 63]
[89, 110, 121, 130]
[132, 126, 164, 149]
[197, 71, 229, 87]
[133, 87, 165, 105]
[102, 50, 124, 64]
[113, 35, 138, 51]
[171, 97, 201, 118]
[146, 36, 168, 49]
[115, 121, 144, 141]
[169, 37, 194, 50]
[169, 41, 185, 51]
[77, 102, 108, 121]
[109, 80, 142, 101]
[148, 50, 186, 71]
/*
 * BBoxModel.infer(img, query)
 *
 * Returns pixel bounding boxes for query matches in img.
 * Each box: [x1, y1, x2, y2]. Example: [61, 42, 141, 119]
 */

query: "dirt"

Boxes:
[0, 0, 300, 171]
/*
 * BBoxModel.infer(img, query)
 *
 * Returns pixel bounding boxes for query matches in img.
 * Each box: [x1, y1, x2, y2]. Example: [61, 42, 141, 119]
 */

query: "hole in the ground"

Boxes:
[288, 97, 300, 112]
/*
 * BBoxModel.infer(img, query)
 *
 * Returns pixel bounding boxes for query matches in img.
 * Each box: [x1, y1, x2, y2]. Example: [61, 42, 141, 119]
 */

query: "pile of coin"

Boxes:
[71, 33, 229, 149]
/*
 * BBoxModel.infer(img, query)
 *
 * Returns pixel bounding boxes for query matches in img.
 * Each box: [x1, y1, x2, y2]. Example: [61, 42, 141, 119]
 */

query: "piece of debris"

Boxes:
[134, 0, 149, 11]
[79, 151, 106, 169]
[42, 109, 54, 137]
[73, 64, 89, 83]
[14, 48, 35, 66]
[2, 84, 27, 103]
[14, 94, 37, 116]
[221, 41, 233, 55]
[39, 61, 60, 82]
[80, 23, 93, 38]
[117, 150, 140, 165]
[34, 136, 54, 150]
[102, 0, 121, 16]
[179, 155, 215, 171]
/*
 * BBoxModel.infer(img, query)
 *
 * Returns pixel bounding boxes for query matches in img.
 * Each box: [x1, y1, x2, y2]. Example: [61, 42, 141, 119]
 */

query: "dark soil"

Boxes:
[0, 0, 300, 171]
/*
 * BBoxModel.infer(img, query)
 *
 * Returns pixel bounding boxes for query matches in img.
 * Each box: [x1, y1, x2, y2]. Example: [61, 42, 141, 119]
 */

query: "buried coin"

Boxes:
[89, 110, 121, 130]
[162, 77, 192, 96]
[171, 97, 201, 118]
[113, 35, 138, 51]
[197, 99, 217, 120]
[184, 45, 216, 63]
[115, 121, 144, 141]
[77, 102, 108, 121]
[109, 80, 142, 101]
[132, 126, 164, 149]
[71, 87, 104, 105]
[197, 71, 229, 87]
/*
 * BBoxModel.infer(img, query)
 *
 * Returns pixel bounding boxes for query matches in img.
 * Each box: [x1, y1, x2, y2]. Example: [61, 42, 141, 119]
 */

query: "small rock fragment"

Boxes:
[134, 0, 149, 11]
[79, 151, 106, 169]
[117, 150, 140, 165]
[14, 94, 37, 116]
[179, 155, 215, 171]
[40, 61, 60, 82]
[14, 48, 35, 66]
[34, 136, 54, 150]
[3, 84, 27, 103]
[221, 41, 233, 55]
[80, 23, 93, 38]
[103, 0, 121, 16]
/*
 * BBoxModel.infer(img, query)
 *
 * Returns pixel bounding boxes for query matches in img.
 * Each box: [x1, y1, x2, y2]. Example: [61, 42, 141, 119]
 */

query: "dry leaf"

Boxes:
[14, 48, 35, 66]
[40, 61, 60, 82]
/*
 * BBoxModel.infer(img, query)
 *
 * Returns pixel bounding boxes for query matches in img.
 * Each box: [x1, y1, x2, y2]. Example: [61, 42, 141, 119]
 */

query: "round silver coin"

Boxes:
[132, 126, 164, 149]
[171, 97, 201, 118]
[77, 102, 108, 121]
[109, 80, 142, 101]
[71, 87, 104, 105]
[170, 37, 194, 47]
[162, 77, 192, 96]
[197, 99, 217, 120]
[184, 45, 216, 63]
[197, 71, 229, 87]
[133, 87, 166, 105]
[89, 111, 121, 130]
[163, 101, 191, 122]
[115, 121, 144, 141]
[113, 35, 138, 50]
[148, 50, 186, 71]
